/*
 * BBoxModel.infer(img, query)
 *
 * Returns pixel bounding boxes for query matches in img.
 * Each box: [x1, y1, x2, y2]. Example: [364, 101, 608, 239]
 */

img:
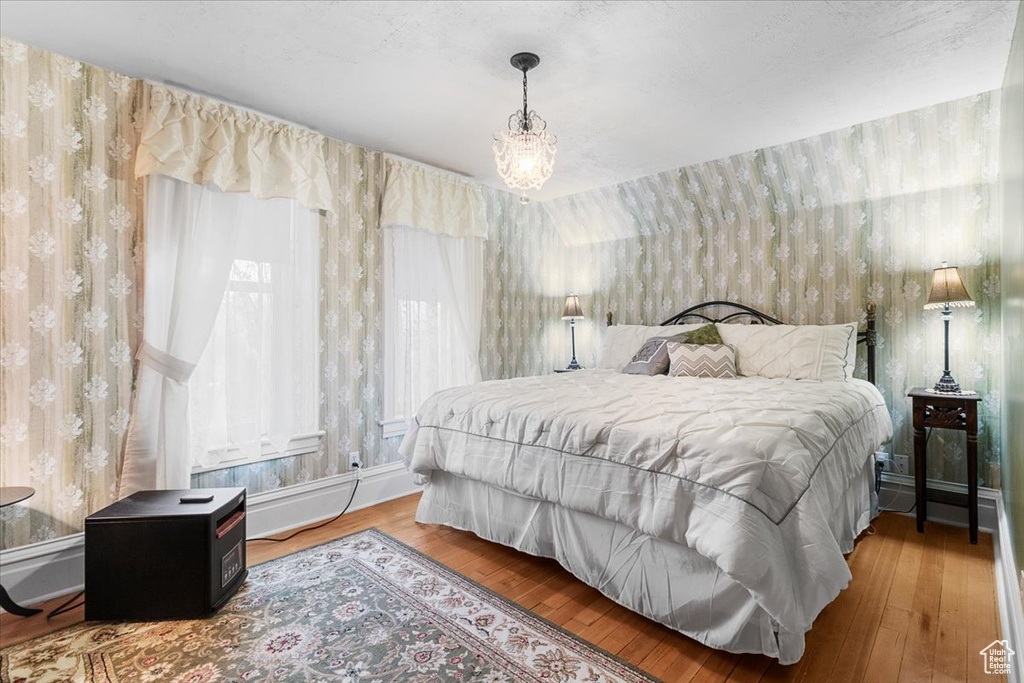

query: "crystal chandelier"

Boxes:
[493, 52, 557, 203]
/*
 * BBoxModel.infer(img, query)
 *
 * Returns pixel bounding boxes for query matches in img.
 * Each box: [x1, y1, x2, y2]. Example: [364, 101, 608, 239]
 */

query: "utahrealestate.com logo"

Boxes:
[979, 640, 1015, 675]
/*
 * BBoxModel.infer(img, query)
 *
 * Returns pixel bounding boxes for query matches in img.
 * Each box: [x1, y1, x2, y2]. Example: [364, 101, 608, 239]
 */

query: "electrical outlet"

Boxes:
[349, 450, 362, 469]
[892, 454, 910, 475]
[875, 451, 888, 465]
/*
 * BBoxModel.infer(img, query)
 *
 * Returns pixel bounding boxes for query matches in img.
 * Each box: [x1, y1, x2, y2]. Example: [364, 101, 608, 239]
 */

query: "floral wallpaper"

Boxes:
[0, 39, 144, 548]
[489, 93, 1002, 486]
[481, 193, 562, 381]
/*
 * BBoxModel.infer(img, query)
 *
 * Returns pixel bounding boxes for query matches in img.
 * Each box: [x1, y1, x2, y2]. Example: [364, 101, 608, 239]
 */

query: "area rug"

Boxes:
[0, 528, 658, 682]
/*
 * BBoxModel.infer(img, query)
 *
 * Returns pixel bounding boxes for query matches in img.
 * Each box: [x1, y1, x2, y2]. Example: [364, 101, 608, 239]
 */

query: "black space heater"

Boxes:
[84, 488, 247, 621]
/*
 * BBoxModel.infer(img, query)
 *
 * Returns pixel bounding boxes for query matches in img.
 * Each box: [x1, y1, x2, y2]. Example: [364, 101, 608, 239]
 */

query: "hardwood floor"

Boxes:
[0, 493, 1004, 682]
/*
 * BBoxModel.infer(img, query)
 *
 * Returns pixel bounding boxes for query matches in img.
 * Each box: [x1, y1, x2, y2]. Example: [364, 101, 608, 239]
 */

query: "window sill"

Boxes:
[190, 431, 325, 474]
[380, 419, 409, 439]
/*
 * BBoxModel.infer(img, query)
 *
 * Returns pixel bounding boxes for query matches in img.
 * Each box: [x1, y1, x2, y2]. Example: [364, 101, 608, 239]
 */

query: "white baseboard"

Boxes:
[0, 534, 87, 609]
[244, 461, 419, 539]
[0, 461, 420, 610]
[877, 472, 999, 531]
[993, 495, 1024, 682]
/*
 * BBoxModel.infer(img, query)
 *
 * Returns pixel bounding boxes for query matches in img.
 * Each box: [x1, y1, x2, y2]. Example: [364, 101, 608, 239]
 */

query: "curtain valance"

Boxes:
[134, 84, 333, 212]
[380, 156, 489, 238]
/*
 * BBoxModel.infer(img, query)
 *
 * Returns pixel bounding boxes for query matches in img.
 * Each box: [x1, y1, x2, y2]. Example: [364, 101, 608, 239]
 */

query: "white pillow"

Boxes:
[845, 327, 859, 377]
[597, 324, 702, 371]
[715, 323, 858, 381]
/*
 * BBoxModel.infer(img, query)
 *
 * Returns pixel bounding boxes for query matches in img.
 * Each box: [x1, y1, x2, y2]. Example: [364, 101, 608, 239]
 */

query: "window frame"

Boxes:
[190, 430, 325, 474]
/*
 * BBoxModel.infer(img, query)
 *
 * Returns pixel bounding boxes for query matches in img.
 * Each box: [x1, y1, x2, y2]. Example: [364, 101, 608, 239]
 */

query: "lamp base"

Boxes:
[564, 318, 582, 371]
[932, 371, 961, 394]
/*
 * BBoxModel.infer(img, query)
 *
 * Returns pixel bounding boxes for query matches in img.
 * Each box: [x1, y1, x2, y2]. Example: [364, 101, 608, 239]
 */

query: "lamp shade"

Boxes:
[924, 265, 975, 309]
[561, 294, 583, 320]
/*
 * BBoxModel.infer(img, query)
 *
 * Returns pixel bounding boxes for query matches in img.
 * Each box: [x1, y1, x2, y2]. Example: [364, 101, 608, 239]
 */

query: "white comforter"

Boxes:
[401, 370, 892, 642]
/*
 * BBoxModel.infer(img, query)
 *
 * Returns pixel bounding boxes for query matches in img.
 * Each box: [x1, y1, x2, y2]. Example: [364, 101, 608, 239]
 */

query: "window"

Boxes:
[382, 226, 484, 436]
[188, 192, 321, 472]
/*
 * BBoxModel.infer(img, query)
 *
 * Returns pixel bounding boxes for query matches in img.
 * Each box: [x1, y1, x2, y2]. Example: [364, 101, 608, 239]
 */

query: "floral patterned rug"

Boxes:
[0, 528, 658, 682]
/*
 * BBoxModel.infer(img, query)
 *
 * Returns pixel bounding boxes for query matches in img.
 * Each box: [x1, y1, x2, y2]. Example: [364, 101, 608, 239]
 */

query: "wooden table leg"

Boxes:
[967, 406, 979, 544]
[914, 425, 926, 532]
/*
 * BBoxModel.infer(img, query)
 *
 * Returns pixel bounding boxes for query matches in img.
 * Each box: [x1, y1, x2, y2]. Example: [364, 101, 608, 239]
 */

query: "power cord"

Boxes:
[247, 465, 361, 544]
[878, 480, 916, 515]
[877, 431, 931, 515]
[47, 590, 85, 618]
[875, 458, 916, 513]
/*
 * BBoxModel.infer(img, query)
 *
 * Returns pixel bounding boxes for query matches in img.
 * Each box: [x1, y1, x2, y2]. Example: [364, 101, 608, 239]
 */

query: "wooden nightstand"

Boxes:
[908, 388, 983, 544]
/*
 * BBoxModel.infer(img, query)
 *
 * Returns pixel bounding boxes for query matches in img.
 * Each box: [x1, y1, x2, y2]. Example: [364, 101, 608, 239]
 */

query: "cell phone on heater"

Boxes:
[179, 494, 214, 504]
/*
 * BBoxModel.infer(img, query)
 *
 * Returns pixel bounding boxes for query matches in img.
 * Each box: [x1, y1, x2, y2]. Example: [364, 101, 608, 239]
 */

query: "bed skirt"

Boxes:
[414, 457, 878, 665]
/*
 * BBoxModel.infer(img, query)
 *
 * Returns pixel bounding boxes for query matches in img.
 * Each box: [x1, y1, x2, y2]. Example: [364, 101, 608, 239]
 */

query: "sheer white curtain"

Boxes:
[188, 193, 319, 469]
[120, 175, 318, 497]
[383, 226, 484, 424]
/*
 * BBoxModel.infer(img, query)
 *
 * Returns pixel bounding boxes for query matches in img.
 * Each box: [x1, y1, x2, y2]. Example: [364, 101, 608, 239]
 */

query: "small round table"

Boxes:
[1, 486, 42, 617]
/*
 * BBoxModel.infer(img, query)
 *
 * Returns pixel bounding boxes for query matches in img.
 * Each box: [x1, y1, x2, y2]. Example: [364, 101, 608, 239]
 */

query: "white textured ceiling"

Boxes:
[0, 0, 1018, 200]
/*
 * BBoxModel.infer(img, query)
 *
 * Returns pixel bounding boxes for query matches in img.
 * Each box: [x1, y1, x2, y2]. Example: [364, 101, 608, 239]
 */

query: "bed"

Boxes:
[399, 301, 892, 664]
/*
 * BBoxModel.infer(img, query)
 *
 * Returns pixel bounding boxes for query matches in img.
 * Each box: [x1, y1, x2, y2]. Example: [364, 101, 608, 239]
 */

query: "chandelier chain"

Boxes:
[522, 69, 529, 125]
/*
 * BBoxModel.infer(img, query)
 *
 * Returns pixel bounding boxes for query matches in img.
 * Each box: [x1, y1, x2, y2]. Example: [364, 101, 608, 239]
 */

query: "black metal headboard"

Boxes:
[605, 300, 877, 384]
[660, 300, 784, 326]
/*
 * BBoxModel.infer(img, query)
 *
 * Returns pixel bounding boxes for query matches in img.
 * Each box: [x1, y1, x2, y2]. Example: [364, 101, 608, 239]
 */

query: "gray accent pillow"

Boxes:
[666, 343, 737, 378]
[621, 334, 690, 376]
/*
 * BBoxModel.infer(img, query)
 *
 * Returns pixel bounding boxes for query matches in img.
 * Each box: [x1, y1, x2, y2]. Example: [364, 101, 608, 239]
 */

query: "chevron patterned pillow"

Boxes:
[666, 343, 737, 378]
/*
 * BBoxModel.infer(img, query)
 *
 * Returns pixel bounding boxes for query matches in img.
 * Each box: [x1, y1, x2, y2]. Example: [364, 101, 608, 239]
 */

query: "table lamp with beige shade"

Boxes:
[561, 294, 584, 371]
[924, 262, 975, 394]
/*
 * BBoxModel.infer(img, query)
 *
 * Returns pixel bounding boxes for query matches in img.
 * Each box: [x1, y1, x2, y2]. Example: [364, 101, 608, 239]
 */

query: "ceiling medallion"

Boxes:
[493, 52, 557, 203]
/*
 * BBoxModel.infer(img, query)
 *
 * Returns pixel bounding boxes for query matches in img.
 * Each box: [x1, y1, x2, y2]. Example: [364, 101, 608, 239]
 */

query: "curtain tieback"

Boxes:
[137, 342, 197, 383]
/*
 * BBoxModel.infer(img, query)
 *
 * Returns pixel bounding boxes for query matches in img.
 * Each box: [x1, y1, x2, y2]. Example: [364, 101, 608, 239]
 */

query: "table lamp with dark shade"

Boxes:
[924, 262, 975, 393]
[562, 294, 584, 370]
